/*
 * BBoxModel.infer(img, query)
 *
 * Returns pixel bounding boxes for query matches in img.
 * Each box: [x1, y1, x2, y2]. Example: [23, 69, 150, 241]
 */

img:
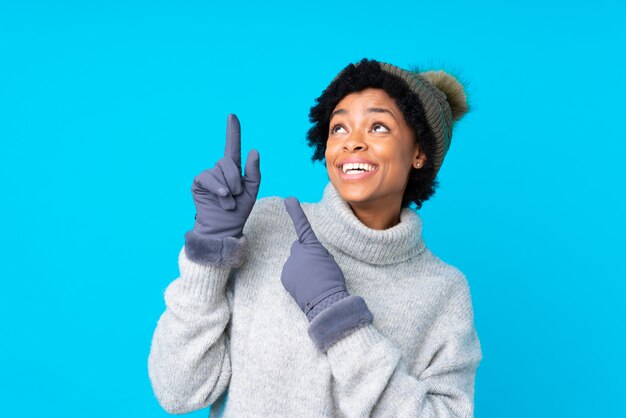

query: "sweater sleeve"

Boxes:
[324, 277, 482, 418]
[147, 246, 235, 414]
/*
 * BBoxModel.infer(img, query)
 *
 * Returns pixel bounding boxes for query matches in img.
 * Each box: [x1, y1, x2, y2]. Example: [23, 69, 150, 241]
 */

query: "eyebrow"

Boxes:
[330, 109, 348, 119]
[367, 107, 397, 120]
[330, 107, 397, 120]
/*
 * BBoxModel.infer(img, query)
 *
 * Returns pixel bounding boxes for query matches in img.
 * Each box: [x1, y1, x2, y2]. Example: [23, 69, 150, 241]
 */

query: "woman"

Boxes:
[148, 58, 482, 417]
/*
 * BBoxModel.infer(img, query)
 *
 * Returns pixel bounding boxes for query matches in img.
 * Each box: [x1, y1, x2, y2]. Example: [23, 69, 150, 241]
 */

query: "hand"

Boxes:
[191, 114, 261, 239]
[281, 197, 348, 320]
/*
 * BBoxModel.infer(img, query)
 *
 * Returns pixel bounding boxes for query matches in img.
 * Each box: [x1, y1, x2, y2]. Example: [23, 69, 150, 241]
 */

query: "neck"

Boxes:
[310, 182, 425, 265]
[347, 198, 402, 230]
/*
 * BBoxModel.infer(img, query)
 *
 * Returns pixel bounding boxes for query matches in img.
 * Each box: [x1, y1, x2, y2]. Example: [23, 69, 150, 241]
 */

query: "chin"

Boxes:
[331, 178, 405, 208]
[333, 182, 375, 204]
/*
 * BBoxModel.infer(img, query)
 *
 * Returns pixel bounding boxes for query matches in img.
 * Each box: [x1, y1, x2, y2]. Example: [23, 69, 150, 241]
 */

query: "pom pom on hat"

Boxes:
[420, 70, 469, 122]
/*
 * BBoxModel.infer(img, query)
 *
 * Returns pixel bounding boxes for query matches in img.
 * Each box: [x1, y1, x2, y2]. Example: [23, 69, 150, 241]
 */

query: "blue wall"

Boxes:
[1, 1, 624, 416]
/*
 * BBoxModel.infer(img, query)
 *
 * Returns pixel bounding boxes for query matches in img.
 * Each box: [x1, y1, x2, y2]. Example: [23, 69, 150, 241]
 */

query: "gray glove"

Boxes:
[281, 197, 349, 320]
[184, 114, 261, 266]
[282, 197, 373, 353]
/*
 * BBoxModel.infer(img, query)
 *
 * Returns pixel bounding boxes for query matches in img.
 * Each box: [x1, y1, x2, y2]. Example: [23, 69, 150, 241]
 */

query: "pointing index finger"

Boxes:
[225, 113, 241, 170]
[284, 197, 318, 244]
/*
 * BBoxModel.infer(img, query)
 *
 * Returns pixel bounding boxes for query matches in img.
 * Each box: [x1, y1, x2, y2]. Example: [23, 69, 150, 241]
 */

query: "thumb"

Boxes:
[284, 197, 318, 244]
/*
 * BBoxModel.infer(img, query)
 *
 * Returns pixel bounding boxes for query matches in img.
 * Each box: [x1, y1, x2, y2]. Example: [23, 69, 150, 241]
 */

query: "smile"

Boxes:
[341, 162, 376, 174]
[338, 163, 378, 180]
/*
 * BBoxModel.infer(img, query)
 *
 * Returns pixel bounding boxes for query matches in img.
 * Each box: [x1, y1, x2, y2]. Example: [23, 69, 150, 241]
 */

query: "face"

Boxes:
[325, 88, 425, 210]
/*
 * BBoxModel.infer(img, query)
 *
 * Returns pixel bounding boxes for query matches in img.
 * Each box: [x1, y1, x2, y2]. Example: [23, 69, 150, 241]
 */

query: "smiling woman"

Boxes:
[148, 58, 482, 417]
[325, 88, 426, 230]
[308, 59, 469, 214]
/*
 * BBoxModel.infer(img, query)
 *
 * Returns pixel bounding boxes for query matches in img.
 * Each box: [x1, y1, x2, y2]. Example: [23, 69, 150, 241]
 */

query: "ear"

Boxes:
[412, 147, 427, 169]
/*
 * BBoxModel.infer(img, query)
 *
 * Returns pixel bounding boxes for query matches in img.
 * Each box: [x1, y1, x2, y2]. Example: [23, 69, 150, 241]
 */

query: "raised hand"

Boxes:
[190, 114, 261, 239]
[281, 197, 348, 319]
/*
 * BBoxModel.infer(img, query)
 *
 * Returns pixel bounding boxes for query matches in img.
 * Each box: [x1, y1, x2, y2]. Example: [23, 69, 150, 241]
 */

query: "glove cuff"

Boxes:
[184, 229, 247, 268]
[306, 290, 349, 321]
[307, 295, 374, 353]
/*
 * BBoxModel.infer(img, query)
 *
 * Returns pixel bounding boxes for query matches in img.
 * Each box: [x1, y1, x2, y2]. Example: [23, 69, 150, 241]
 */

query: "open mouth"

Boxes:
[341, 162, 377, 175]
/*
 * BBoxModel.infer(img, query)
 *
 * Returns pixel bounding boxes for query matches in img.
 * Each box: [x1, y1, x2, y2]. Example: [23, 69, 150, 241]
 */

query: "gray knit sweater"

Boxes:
[148, 182, 482, 417]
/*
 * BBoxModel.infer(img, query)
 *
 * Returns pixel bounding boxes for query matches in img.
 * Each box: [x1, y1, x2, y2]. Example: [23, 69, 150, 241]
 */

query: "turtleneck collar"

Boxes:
[309, 182, 426, 266]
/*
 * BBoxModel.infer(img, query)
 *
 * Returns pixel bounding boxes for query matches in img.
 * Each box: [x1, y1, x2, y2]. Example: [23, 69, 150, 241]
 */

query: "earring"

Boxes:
[415, 162, 421, 169]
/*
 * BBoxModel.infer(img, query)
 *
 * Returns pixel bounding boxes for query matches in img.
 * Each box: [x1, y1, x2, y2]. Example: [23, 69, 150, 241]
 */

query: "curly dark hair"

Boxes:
[306, 58, 439, 209]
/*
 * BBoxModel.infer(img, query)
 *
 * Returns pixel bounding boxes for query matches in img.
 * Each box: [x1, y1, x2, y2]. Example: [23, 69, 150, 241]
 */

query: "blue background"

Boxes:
[1, 1, 625, 417]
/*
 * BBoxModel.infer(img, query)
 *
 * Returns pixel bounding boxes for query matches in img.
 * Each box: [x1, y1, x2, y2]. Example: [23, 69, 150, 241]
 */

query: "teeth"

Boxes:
[342, 162, 376, 174]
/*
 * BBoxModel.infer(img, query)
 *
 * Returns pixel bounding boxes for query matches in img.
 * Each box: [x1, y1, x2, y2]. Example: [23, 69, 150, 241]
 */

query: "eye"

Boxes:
[371, 123, 390, 133]
[331, 124, 347, 134]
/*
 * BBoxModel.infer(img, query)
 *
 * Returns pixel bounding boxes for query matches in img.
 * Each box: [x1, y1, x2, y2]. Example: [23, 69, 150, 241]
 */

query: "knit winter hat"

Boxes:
[350, 61, 469, 174]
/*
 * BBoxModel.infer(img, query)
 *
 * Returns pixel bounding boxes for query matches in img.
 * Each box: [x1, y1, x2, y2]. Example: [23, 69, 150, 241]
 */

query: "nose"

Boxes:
[343, 132, 368, 152]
